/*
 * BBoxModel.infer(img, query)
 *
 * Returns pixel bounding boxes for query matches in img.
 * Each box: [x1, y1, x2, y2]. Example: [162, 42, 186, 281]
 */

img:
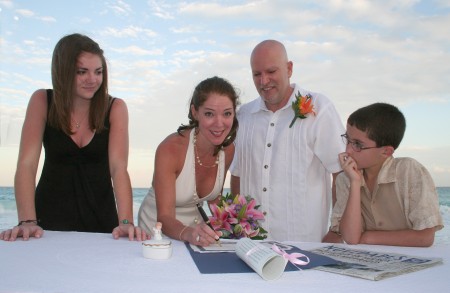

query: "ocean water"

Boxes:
[1, 186, 449, 245]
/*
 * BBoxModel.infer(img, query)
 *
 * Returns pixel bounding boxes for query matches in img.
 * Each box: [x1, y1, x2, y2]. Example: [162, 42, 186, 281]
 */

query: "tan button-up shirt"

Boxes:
[331, 156, 443, 233]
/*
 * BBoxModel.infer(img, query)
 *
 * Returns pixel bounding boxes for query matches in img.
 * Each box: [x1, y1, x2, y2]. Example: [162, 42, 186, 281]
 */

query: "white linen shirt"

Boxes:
[230, 84, 345, 241]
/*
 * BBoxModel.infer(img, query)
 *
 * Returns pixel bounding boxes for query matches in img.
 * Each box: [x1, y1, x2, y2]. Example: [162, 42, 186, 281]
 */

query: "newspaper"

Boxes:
[310, 245, 443, 281]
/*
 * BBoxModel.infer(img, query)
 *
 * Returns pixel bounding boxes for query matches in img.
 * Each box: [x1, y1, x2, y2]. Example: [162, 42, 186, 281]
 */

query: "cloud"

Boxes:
[178, 1, 259, 17]
[148, 0, 175, 20]
[37, 16, 56, 22]
[15, 9, 34, 17]
[0, 72, 49, 101]
[172, 50, 206, 58]
[437, 0, 450, 8]
[396, 146, 450, 187]
[1, 0, 449, 187]
[14, 8, 55, 22]
[234, 29, 269, 37]
[110, 45, 164, 56]
[170, 25, 202, 34]
[101, 26, 157, 38]
[0, 84, 30, 102]
[128, 147, 156, 188]
[107, 0, 132, 16]
[0, 37, 52, 62]
[74, 16, 91, 24]
[0, 102, 27, 147]
[23, 40, 35, 46]
[0, 0, 14, 9]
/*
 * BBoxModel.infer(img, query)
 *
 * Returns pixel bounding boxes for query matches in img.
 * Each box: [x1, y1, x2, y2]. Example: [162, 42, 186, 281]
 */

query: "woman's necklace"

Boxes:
[192, 130, 223, 216]
[73, 119, 82, 129]
[72, 112, 88, 129]
[193, 130, 219, 168]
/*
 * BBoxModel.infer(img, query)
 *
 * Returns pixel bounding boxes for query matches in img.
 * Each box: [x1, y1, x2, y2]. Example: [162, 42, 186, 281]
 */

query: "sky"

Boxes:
[0, 0, 449, 188]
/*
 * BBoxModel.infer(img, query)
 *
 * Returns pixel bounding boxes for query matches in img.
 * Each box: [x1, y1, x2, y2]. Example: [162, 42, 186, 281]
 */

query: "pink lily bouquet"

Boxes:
[209, 193, 268, 240]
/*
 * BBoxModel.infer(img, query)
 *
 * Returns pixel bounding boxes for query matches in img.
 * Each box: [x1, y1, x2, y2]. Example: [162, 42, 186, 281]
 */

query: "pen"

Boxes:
[197, 203, 222, 246]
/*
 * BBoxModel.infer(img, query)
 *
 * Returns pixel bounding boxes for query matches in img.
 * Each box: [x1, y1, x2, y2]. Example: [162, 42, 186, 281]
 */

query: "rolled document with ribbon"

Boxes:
[271, 243, 310, 270]
[235, 238, 287, 280]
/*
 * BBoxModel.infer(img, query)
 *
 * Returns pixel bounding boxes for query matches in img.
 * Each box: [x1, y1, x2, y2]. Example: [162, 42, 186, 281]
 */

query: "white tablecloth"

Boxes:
[0, 231, 448, 293]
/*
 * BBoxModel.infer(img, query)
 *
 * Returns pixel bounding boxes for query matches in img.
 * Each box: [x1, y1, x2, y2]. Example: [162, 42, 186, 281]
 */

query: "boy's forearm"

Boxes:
[339, 181, 362, 244]
[360, 228, 436, 247]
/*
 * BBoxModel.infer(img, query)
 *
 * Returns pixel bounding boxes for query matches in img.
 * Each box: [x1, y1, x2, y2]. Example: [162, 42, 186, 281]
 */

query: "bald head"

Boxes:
[250, 40, 293, 112]
[251, 40, 289, 64]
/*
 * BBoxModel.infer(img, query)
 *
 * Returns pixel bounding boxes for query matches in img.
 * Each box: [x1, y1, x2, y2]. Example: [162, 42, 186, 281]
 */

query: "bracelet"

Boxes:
[18, 219, 38, 226]
[179, 226, 188, 241]
[121, 219, 134, 225]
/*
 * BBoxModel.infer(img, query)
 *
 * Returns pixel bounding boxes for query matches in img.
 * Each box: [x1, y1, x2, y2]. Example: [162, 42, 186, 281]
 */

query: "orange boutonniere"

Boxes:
[289, 91, 316, 128]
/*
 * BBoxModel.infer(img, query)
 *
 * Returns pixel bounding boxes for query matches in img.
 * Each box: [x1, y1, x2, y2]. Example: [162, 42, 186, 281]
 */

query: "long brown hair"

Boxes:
[177, 76, 240, 155]
[48, 33, 109, 134]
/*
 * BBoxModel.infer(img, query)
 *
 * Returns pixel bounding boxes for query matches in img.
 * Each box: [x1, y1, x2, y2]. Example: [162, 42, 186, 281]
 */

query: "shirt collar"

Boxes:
[250, 83, 298, 114]
[376, 156, 396, 184]
[361, 156, 396, 186]
[361, 156, 396, 188]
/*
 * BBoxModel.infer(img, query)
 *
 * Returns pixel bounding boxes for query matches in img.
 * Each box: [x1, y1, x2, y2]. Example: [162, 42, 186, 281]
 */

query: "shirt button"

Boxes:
[263, 187, 267, 192]
[264, 165, 269, 169]
[267, 143, 271, 147]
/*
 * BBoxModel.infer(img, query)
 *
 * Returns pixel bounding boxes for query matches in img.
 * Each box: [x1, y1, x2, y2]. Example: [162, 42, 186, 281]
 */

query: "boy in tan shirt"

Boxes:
[323, 103, 443, 247]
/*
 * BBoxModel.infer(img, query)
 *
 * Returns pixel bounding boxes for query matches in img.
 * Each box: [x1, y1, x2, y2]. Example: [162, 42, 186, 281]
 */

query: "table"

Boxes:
[0, 231, 448, 293]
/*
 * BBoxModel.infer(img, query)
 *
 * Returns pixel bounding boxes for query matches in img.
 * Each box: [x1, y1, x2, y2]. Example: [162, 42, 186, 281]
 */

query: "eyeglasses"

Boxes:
[341, 134, 379, 152]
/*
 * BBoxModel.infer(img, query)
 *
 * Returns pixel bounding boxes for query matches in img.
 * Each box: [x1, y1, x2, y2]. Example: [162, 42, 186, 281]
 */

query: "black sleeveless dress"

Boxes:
[35, 90, 119, 233]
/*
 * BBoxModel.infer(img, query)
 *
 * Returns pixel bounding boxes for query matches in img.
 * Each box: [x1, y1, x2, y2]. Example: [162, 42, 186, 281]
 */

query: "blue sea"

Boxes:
[1, 186, 449, 244]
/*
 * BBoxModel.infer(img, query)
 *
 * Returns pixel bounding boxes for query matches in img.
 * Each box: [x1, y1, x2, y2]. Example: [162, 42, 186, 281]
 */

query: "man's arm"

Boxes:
[331, 172, 341, 207]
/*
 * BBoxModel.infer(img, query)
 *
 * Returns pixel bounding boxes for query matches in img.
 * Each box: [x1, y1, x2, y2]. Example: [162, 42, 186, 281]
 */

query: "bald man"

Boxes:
[230, 40, 345, 242]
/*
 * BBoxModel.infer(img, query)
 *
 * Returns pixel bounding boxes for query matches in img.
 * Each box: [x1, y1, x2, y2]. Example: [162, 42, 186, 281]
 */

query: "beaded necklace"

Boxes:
[192, 130, 222, 224]
[193, 130, 219, 168]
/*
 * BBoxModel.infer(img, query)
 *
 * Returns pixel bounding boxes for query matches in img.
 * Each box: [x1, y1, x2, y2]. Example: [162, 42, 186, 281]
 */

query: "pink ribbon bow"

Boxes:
[272, 244, 310, 270]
